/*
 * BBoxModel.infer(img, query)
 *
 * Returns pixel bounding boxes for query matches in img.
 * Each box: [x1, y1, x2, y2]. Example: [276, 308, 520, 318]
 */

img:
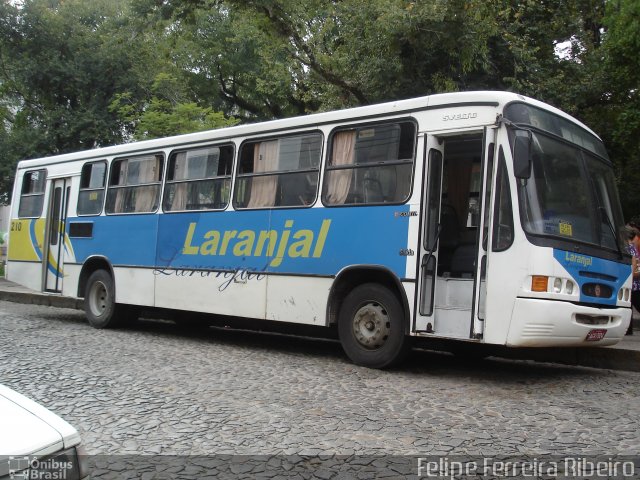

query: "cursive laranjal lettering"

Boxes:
[153, 265, 267, 292]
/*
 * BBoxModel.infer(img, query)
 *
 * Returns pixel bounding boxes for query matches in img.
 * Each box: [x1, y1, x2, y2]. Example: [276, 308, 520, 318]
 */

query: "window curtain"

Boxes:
[114, 162, 127, 213]
[135, 156, 160, 212]
[171, 153, 188, 211]
[448, 158, 473, 227]
[325, 130, 356, 205]
[247, 140, 279, 208]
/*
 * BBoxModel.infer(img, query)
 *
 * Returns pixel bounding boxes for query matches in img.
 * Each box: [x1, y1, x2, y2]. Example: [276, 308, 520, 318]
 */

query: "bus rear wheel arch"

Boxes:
[338, 283, 411, 369]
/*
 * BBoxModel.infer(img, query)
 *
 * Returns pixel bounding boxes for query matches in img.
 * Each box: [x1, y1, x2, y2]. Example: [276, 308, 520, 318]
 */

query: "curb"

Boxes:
[0, 289, 83, 311]
[491, 344, 640, 373]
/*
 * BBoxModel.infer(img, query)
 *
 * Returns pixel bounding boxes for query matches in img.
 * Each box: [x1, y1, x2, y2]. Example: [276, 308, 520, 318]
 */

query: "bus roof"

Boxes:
[15, 90, 599, 169]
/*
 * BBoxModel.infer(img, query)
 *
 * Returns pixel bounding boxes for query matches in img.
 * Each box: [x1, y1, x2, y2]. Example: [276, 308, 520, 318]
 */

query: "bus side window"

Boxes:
[18, 169, 47, 218]
[163, 144, 234, 212]
[233, 133, 322, 209]
[492, 148, 514, 251]
[322, 121, 416, 206]
[105, 153, 163, 214]
[78, 161, 107, 216]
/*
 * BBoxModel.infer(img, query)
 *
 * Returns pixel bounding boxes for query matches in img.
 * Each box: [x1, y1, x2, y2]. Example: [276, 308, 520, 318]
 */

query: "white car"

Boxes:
[0, 385, 88, 480]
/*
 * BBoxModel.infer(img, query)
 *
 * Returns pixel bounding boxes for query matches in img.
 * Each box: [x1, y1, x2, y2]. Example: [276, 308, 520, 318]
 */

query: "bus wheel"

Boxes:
[84, 270, 125, 329]
[338, 283, 410, 369]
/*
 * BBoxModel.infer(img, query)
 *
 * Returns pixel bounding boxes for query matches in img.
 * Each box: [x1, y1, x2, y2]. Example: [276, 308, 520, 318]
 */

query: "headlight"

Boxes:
[565, 280, 574, 295]
[531, 276, 575, 295]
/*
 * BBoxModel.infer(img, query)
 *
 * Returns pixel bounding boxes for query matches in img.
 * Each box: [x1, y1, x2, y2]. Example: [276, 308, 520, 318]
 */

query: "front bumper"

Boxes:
[506, 297, 631, 347]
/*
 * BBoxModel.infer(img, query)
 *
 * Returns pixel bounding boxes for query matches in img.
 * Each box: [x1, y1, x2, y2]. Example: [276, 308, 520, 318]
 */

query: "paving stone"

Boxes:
[1, 300, 639, 477]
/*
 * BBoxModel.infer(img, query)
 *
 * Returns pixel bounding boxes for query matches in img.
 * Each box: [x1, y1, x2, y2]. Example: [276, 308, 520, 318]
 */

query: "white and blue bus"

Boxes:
[7, 91, 632, 368]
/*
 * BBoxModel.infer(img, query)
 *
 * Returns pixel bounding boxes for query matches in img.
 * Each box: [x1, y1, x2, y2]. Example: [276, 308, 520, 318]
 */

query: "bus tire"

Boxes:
[338, 283, 411, 369]
[84, 269, 127, 329]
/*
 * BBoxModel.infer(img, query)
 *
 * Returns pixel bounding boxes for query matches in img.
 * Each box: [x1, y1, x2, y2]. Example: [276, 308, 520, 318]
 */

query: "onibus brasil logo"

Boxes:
[8, 456, 75, 480]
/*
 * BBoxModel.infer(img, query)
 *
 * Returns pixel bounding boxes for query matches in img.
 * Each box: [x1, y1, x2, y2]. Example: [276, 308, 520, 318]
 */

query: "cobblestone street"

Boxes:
[1, 300, 639, 476]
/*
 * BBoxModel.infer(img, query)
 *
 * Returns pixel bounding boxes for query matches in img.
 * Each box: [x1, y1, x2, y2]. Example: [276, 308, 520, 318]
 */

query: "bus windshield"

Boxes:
[505, 103, 626, 254]
[517, 131, 626, 253]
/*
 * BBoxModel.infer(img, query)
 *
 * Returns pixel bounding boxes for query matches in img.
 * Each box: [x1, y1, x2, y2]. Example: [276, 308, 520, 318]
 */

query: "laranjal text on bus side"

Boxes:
[181, 219, 332, 268]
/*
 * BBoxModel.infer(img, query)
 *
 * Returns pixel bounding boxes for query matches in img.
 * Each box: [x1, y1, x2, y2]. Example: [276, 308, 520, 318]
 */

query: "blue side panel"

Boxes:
[157, 206, 410, 277]
[156, 210, 272, 272]
[70, 215, 160, 266]
[67, 205, 411, 278]
[553, 249, 630, 306]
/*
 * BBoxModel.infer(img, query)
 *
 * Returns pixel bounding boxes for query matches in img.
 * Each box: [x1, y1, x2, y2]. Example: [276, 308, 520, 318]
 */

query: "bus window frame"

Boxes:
[232, 130, 324, 211]
[18, 168, 48, 219]
[105, 152, 165, 215]
[162, 143, 236, 213]
[321, 118, 418, 208]
[491, 147, 515, 252]
[503, 100, 609, 160]
[77, 160, 108, 217]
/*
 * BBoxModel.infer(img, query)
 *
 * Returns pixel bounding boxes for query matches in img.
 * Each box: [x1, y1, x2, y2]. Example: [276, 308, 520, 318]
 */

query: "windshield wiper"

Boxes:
[586, 172, 624, 259]
[598, 206, 624, 260]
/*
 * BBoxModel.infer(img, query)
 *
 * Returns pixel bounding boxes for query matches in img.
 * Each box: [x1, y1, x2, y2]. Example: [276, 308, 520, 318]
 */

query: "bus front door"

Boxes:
[415, 130, 496, 340]
[43, 178, 71, 293]
[471, 127, 497, 339]
[414, 135, 444, 333]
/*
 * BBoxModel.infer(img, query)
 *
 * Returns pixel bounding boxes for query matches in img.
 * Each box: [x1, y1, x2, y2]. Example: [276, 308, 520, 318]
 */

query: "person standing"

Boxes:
[625, 225, 640, 335]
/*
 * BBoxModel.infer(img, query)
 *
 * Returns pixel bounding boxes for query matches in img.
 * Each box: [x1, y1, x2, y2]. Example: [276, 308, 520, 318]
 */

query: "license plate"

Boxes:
[585, 329, 607, 341]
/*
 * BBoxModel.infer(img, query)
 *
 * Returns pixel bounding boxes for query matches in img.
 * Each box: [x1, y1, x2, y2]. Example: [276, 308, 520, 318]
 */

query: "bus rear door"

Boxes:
[43, 178, 71, 293]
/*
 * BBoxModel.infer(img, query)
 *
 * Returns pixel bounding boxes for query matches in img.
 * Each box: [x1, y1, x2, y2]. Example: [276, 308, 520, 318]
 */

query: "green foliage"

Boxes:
[0, 0, 638, 219]
[0, 0, 150, 200]
[217, 0, 506, 109]
[110, 73, 239, 139]
[0, 0, 140, 148]
[589, 0, 640, 219]
[137, 103, 239, 139]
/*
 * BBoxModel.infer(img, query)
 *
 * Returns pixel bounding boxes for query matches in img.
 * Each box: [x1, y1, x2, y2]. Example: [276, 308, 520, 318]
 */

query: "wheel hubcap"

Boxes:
[352, 302, 391, 350]
[89, 281, 107, 317]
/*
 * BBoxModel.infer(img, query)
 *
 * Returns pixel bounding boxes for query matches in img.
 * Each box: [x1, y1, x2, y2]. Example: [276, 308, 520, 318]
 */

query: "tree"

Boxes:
[221, 0, 504, 108]
[584, 0, 640, 219]
[0, 0, 149, 200]
[110, 73, 239, 139]
[0, 0, 147, 149]
[0, 0, 236, 199]
[0, 0, 637, 219]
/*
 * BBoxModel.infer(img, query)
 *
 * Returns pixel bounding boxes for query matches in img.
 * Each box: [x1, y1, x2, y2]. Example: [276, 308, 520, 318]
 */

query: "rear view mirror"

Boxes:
[513, 129, 532, 179]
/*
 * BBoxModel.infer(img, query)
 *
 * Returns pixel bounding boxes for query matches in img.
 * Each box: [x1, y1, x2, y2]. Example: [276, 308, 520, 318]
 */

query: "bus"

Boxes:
[6, 91, 632, 368]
